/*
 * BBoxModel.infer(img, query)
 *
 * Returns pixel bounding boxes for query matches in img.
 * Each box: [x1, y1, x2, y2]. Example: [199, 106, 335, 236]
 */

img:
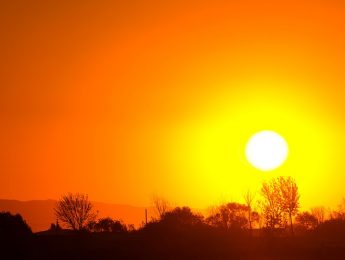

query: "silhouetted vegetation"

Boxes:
[296, 211, 318, 230]
[260, 176, 299, 234]
[54, 193, 97, 231]
[143, 206, 205, 235]
[243, 190, 256, 230]
[0, 211, 32, 237]
[0, 212, 33, 258]
[3, 176, 345, 259]
[206, 202, 250, 230]
[151, 195, 170, 220]
[311, 206, 326, 224]
[87, 217, 127, 233]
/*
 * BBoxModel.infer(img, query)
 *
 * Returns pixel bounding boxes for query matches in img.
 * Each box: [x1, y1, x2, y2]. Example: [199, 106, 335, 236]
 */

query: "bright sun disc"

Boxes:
[245, 130, 288, 171]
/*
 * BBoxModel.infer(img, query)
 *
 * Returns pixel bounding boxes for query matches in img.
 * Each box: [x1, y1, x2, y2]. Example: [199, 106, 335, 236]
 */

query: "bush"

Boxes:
[0, 211, 32, 238]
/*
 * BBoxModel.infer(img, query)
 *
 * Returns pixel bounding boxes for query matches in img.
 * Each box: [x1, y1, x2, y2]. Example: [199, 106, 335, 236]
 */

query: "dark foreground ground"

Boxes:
[2, 231, 345, 260]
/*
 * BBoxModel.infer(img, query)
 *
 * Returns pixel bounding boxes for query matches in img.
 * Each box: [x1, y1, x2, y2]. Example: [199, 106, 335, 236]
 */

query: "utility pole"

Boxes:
[145, 209, 148, 225]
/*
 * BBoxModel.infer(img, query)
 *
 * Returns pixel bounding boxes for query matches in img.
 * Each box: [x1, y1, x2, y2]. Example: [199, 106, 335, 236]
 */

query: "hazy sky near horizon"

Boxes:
[1, 0, 345, 209]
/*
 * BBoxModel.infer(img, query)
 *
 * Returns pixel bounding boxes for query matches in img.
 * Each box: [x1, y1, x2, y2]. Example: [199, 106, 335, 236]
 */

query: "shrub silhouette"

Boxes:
[0, 211, 32, 238]
[90, 217, 127, 233]
[0, 212, 32, 258]
[110, 219, 127, 233]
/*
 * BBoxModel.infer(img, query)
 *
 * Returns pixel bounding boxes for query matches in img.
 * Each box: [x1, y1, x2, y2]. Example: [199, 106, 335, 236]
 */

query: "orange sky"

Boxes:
[1, 0, 345, 210]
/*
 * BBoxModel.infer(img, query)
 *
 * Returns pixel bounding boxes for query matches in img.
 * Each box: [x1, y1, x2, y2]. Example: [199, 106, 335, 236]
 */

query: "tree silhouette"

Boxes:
[95, 217, 114, 232]
[93, 217, 127, 233]
[261, 179, 284, 229]
[206, 202, 248, 230]
[55, 193, 97, 231]
[151, 195, 170, 219]
[296, 211, 318, 230]
[110, 220, 127, 233]
[311, 206, 325, 225]
[161, 207, 203, 227]
[144, 207, 204, 234]
[243, 190, 256, 230]
[86, 220, 97, 232]
[332, 198, 345, 220]
[277, 176, 299, 235]
[260, 176, 299, 234]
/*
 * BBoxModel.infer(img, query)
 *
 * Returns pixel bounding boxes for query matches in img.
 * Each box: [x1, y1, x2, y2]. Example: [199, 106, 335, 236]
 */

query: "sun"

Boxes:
[245, 130, 288, 171]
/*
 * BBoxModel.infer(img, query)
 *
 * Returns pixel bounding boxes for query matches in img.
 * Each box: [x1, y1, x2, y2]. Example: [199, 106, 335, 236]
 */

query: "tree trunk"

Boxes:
[248, 208, 252, 230]
[289, 212, 294, 236]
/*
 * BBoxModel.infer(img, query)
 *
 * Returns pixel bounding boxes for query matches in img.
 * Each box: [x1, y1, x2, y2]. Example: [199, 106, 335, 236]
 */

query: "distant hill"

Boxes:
[0, 199, 153, 232]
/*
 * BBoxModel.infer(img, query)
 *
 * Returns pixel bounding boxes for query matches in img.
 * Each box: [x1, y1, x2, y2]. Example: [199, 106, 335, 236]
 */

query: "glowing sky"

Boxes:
[0, 0, 344, 210]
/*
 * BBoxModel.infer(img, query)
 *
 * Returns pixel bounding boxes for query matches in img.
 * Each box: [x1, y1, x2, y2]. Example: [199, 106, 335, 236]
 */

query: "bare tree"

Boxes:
[260, 176, 300, 234]
[260, 179, 284, 229]
[328, 198, 345, 220]
[151, 195, 170, 219]
[335, 198, 345, 219]
[243, 190, 256, 230]
[55, 193, 97, 231]
[277, 176, 299, 235]
[311, 206, 325, 224]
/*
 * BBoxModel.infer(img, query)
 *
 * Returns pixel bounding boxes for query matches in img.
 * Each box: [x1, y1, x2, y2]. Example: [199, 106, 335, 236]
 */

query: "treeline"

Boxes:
[50, 176, 345, 235]
[3, 176, 345, 259]
[3, 176, 345, 236]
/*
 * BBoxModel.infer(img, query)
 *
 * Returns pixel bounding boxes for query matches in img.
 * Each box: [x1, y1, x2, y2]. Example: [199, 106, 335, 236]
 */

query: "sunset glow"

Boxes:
[0, 0, 344, 213]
